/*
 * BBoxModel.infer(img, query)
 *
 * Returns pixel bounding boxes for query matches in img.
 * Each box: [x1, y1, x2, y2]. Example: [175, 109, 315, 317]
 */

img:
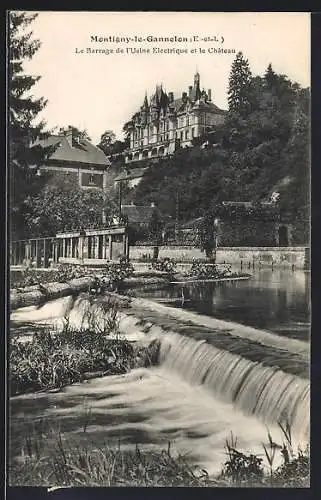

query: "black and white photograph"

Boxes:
[8, 11, 310, 488]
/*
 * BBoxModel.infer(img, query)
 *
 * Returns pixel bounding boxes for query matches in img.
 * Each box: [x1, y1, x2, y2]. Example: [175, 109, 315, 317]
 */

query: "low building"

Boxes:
[114, 167, 149, 189]
[33, 127, 111, 190]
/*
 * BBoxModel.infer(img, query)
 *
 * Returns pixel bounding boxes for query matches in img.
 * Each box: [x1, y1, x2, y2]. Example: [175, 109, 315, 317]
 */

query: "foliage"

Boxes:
[23, 172, 117, 236]
[222, 432, 264, 484]
[12, 264, 90, 288]
[133, 56, 309, 245]
[10, 305, 135, 395]
[188, 261, 234, 280]
[97, 130, 128, 157]
[10, 424, 309, 487]
[10, 431, 217, 487]
[58, 125, 91, 141]
[148, 209, 164, 244]
[101, 255, 134, 291]
[9, 11, 52, 239]
[150, 257, 177, 277]
[11, 258, 134, 292]
[227, 51, 253, 116]
[221, 424, 309, 487]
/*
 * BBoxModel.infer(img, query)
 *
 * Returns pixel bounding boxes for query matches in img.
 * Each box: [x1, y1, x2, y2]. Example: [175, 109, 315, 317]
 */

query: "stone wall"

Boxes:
[129, 245, 205, 262]
[129, 245, 308, 269]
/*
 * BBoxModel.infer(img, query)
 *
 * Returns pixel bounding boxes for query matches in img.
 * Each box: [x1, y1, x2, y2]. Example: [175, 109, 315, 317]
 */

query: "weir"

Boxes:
[11, 293, 310, 445]
[56, 294, 310, 441]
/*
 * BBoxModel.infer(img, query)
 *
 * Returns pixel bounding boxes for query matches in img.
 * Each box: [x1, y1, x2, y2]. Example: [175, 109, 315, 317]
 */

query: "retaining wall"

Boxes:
[129, 245, 308, 269]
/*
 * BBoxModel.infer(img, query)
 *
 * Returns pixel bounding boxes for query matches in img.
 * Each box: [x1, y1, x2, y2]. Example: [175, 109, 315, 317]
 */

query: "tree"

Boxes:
[97, 130, 116, 155]
[24, 172, 117, 236]
[97, 129, 128, 157]
[227, 51, 252, 116]
[148, 209, 163, 260]
[9, 11, 51, 239]
[59, 125, 91, 141]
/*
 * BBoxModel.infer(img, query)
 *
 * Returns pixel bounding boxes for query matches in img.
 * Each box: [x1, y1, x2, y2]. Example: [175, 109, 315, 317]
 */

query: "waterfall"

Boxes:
[158, 332, 310, 441]
[65, 295, 310, 441]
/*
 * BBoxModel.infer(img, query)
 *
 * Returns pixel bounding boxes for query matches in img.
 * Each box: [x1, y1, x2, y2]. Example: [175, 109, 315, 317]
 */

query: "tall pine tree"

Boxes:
[227, 51, 252, 116]
[9, 11, 52, 239]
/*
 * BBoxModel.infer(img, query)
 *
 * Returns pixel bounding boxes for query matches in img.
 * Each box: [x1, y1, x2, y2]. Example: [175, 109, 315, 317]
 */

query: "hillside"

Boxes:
[128, 69, 309, 245]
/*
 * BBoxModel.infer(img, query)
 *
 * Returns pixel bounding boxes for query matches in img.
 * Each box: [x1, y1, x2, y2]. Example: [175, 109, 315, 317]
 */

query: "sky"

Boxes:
[22, 11, 310, 144]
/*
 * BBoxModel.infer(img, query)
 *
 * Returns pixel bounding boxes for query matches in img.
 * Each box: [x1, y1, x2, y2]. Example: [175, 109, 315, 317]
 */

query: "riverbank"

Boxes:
[9, 396, 309, 487]
[9, 278, 310, 487]
[10, 438, 309, 488]
[10, 294, 160, 396]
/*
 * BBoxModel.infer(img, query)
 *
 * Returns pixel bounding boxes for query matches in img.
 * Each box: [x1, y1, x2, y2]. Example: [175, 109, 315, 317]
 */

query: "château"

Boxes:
[125, 71, 226, 163]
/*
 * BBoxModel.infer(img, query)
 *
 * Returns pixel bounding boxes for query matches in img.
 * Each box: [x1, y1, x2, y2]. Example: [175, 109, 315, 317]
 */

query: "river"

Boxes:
[10, 268, 310, 480]
[134, 268, 311, 341]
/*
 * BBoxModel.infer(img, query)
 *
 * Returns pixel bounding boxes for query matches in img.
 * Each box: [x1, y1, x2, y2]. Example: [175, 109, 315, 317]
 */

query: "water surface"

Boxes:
[136, 268, 310, 341]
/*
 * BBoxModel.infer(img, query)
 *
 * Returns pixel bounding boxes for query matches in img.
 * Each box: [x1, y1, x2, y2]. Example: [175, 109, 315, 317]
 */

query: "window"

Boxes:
[180, 131, 184, 140]
[89, 174, 95, 185]
[191, 127, 195, 138]
[185, 130, 189, 140]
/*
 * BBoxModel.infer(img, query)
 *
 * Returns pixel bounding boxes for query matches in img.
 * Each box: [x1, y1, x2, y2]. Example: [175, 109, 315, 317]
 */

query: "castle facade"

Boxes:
[125, 72, 226, 163]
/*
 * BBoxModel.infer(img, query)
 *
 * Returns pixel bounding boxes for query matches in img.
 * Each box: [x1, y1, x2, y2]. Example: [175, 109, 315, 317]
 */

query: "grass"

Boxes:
[9, 422, 309, 487]
[10, 294, 160, 395]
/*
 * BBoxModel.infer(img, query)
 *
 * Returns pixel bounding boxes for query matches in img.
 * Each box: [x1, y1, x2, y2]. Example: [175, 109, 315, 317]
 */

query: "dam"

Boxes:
[10, 268, 310, 476]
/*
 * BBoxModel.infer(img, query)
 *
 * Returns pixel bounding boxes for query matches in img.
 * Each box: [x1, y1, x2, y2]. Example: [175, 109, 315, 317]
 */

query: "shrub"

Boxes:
[188, 260, 233, 279]
[150, 257, 177, 277]
[9, 298, 137, 395]
[100, 255, 134, 292]
[221, 432, 264, 485]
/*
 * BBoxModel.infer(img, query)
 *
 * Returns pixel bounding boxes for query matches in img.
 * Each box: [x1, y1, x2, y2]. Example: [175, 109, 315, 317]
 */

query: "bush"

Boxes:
[11, 257, 135, 295]
[188, 260, 233, 280]
[100, 255, 134, 292]
[9, 299, 136, 395]
[150, 257, 177, 276]
[220, 424, 310, 487]
[221, 433, 264, 485]
[12, 264, 90, 288]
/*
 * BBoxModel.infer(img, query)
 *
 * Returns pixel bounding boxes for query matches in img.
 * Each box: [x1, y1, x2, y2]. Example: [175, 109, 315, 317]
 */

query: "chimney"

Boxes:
[188, 85, 193, 97]
[168, 92, 174, 103]
[208, 89, 212, 101]
[150, 202, 155, 208]
[65, 127, 73, 147]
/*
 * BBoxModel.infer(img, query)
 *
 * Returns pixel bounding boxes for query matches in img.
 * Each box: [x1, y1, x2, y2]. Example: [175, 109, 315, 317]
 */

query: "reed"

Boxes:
[10, 296, 156, 395]
[9, 422, 309, 487]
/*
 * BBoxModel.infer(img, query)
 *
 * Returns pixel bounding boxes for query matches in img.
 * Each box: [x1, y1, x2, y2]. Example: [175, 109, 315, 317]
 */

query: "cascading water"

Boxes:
[158, 332, 309, 441]
[10, 293, 310, 477]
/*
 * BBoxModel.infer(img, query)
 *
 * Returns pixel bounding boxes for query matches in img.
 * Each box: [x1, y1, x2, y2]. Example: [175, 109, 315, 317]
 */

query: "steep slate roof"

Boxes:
[34, 134, 110, 167]
[170, 97, 225, 115]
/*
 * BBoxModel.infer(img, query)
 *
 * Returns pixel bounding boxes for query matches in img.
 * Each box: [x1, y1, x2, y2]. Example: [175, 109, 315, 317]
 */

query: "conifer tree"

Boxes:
[264, 63, 278, 90]
[9, 11, 51, 239]
[227, 51, 252, 115]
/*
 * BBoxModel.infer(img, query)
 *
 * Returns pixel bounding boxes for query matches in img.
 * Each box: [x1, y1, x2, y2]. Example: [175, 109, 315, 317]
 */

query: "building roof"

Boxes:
[115, 168, 148, 182]
[179, 217, 204, 229]
[34, 134, 111, 167]
[170, 97, 225, 115]
[121, 204, 157, 224]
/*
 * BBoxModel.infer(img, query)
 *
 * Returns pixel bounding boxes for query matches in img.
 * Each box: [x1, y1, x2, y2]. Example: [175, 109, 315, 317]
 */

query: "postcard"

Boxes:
[8, 11, 310, 489]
